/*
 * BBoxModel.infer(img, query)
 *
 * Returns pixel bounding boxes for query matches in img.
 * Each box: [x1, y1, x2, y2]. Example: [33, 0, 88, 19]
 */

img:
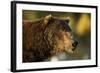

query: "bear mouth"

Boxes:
[67, 47, 77, 54]
[72, 47, 76, 51]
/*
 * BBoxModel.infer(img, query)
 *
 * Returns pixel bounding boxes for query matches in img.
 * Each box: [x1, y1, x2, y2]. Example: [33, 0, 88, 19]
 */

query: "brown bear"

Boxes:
[23, 14, 78, 62]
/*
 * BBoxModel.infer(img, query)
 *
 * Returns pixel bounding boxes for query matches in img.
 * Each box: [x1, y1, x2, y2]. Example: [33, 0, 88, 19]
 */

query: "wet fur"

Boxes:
[23, 16, 73, 62]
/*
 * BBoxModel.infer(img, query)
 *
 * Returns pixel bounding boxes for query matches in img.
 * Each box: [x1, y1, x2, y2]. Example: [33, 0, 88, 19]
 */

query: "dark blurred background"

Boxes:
[23, 10, 91, 61]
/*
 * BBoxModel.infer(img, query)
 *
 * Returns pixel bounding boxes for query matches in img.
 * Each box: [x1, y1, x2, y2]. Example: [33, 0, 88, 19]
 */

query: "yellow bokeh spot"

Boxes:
[76, 14, 90, 36]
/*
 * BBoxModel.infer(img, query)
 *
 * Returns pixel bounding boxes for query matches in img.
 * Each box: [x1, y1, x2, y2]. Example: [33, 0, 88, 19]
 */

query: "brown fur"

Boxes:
[23, 15, 74, 62]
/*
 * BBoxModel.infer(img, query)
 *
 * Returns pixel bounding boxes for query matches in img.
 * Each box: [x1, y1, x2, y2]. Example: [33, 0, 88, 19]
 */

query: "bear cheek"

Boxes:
[63, 36, 74, 53]
[57, 40, 65, 50]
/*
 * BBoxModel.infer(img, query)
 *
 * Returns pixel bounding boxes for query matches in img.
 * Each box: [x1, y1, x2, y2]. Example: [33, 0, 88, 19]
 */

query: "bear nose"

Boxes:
[72, 41, 78, 47]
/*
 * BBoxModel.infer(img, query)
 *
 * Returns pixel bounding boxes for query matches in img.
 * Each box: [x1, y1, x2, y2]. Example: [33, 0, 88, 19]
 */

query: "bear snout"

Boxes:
[72, 40, 78, 48]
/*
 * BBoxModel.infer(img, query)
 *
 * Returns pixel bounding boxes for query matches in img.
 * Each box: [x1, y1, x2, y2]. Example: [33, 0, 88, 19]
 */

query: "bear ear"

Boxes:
[44, 14, 52, 25]
[65, 17, 70, 23]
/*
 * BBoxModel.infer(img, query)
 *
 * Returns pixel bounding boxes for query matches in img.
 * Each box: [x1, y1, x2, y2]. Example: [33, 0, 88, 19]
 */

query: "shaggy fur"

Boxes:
[23, 15, 75, 62]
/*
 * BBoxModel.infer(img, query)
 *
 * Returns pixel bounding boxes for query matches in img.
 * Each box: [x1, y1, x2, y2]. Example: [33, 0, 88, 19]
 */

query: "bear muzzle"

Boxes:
[72, 40, 78, 51]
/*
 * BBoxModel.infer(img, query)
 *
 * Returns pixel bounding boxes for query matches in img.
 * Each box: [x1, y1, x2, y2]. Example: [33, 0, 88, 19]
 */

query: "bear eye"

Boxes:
[59, 20, 71, 32]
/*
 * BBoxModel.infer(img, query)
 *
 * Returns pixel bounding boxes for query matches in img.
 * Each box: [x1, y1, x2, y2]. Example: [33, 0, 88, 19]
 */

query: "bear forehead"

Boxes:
[54, 18, 71, 32]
